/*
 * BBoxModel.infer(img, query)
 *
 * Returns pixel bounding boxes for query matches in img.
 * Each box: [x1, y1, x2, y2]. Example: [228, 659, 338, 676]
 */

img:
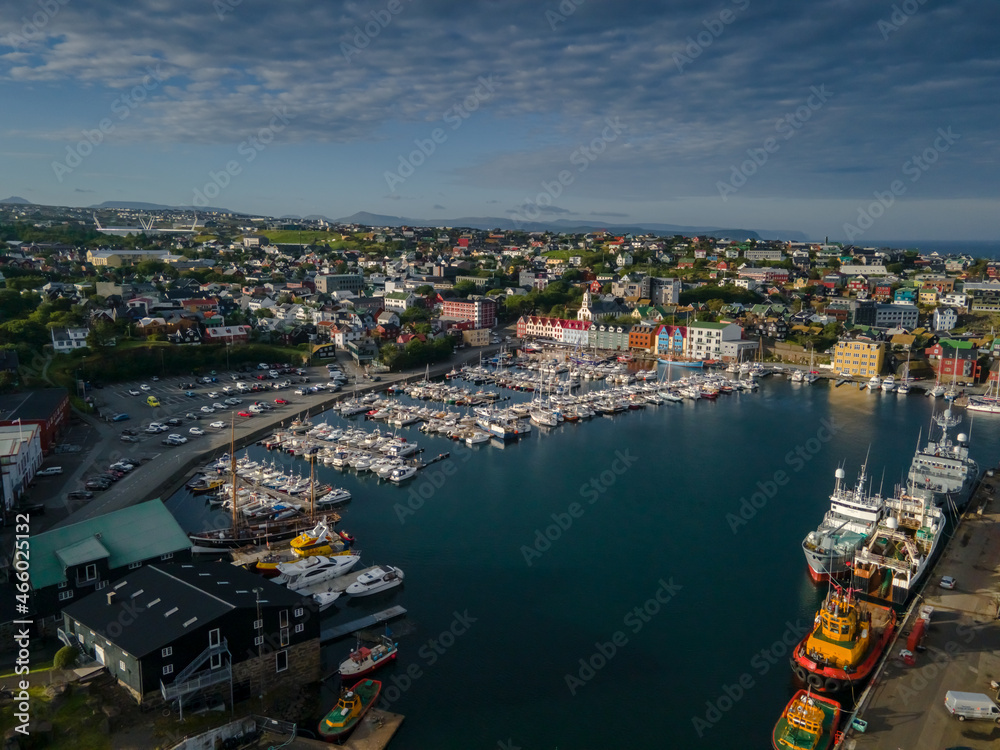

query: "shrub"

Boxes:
[53, 646, 78, 670]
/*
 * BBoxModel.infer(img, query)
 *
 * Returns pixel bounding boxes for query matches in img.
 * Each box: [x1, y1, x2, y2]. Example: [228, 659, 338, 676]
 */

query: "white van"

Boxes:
[944, 691, 1000, 722]
[236, 382, 251, 392]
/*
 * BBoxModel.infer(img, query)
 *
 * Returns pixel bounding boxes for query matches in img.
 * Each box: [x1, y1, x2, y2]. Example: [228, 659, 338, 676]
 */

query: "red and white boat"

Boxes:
[338, 634, 398, 679]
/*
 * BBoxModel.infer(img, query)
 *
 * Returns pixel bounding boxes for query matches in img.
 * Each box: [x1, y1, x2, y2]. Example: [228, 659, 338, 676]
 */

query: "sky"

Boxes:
[1, 0, 998, 241]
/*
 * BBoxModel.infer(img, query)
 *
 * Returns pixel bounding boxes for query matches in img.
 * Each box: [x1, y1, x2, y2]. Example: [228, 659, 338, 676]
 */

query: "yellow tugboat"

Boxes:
[790, 587, 896, 693]
[772, 689, 841, 750]
[251, 520, 353, 577]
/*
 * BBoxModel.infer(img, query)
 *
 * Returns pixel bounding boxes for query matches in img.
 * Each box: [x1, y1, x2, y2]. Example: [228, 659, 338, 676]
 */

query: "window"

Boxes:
[129, 562, 142, 570]
[160, 552, 173, 560]
[119, 660, 127, 672]
[95, 581, 108, 590]
[163, 664, 173, 675]
[294, 608, 304, 618]
[254, 619, 263, 630]
[275, 650, 288, 673]
[162, 647, 173, 658]
[78, 564, 98, 584]
[280, 628, 289, 647]
[58, 591, 74, 601]
[294, 624, 304, 634]
[58, 581, 67, 589]
[255, 635, 264, 646]
[209, 629, 220, 647]
[210, 653, 222, 670]
[279, 610, 288, 628]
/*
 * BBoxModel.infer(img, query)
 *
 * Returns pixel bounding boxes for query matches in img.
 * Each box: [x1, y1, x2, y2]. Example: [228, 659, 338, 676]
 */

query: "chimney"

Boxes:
[107, 591, 116, 606]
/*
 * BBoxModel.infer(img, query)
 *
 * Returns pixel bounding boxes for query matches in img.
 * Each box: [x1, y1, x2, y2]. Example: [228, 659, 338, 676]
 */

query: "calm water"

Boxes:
[166, 374, 1000, 749]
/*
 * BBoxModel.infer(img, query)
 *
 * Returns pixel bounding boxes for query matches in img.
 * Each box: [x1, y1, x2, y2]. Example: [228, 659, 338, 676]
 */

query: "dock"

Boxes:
[257, 710, 403, 750]
[321, 606, 408, 643]
[837, 470, 1000, 750]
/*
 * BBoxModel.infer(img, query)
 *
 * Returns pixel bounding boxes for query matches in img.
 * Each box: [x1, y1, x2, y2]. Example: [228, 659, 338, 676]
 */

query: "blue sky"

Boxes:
[1, 0, 998, 241]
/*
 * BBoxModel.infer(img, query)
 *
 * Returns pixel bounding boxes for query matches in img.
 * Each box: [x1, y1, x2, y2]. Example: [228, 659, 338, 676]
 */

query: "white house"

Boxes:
[933, 306, 958, 332]
[616, 251, 633, 267]
[686, 321, 744, 360]
[383, 292, 418, 312]
[51, 327, 89, 352]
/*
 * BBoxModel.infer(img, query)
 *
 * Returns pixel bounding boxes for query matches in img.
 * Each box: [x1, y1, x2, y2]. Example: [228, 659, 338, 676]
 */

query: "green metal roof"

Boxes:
[55, 537, 109, 569]
[30, 500, 190, 589]
[939, 339, 974, 350]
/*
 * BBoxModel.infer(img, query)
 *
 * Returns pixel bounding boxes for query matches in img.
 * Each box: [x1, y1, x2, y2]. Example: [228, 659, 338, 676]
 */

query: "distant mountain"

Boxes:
[335, 211, 808, 242]
[89, 200, 243, 214]
[0, 196, 33, 205]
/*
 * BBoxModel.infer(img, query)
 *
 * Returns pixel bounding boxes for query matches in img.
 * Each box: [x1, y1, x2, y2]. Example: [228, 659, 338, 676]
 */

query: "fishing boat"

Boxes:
[801, 464, 885, 583]
[851, 487, 945, 605]
[906, 406, 976, 511]
[790, 586, 896, 693]
[338, 633, 398, 679]
[317, 679, 382, 742]
[771, 690, 841, 750]
[346, 566, 405, 596]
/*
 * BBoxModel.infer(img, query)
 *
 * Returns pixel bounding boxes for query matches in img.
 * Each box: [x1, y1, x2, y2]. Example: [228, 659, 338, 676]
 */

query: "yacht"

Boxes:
[866, 375, 881, 391]
[388, 465, 418, 483]
[802, 464, 885, 583]
[275, 554, 362, 591]
[880, 375, 895, 393]
[346, 566, 405, 597]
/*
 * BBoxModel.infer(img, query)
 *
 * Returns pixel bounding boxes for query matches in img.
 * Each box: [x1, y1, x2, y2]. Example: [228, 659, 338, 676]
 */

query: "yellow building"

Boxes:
[918, 289, 939, 306]
[462, 328, 489, 347]
[833, 339, 884, 377]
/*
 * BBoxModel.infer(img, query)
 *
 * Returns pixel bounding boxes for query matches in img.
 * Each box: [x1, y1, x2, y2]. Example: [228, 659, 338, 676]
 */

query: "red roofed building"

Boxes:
[516, 316, 589, 345]
[180, 298, 219, 314]
[202, 325, 251, 344]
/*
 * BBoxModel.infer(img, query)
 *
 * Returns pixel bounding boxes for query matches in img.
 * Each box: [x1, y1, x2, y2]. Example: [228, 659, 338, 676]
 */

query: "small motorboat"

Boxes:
[313, 589, 342, 612]
[346, 566, 404, 597]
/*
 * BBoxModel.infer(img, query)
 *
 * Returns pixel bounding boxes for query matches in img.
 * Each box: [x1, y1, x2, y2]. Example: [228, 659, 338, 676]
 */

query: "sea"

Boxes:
[164, 370, 1000, 749]
[865, 239, 1000, 259]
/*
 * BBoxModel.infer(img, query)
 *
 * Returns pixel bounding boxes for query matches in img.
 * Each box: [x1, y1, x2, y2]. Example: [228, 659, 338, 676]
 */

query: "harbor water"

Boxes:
[165, 373, 1000, 748]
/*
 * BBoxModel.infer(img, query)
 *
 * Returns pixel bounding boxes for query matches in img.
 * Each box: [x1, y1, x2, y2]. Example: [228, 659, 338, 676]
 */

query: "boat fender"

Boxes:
[861, 628, 868, 639]
[793, 665, 808, 682]
[807, 673, 823, 689]
[824, 678, 840, 692]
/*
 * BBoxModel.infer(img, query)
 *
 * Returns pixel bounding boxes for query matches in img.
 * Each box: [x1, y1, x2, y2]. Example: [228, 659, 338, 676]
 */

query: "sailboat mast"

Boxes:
[230, 414, 238, 534]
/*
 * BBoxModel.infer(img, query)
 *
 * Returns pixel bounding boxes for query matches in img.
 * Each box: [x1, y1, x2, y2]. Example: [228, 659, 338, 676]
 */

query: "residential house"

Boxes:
[587, 323, 632, 352]
[628, 325, 657, 352]
[654, 325, 687, 357]
[202, 325, 251, 344]
[382, 292, 418, 312]
[925, 340, 981, 383]
[0, 423, 42, 511]
[0, 388, 70, 454]
[50, 327, 90, 353]
[686, 322, 743, 360]
[933, 307, 958, 332]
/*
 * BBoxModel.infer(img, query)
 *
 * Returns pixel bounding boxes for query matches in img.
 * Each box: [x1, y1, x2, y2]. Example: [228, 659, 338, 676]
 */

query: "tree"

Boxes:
[400, 306, 430, 324]
[255, 308, 275, 319]
[414, 285, 435, 297]
[452, 280, 478, 298]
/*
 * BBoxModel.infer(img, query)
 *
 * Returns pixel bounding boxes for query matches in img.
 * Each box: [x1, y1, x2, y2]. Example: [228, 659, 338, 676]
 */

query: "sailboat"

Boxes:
[967, 368, 1000, 414]
[189, 418, 337, 550]
[897, 353, 911, 395]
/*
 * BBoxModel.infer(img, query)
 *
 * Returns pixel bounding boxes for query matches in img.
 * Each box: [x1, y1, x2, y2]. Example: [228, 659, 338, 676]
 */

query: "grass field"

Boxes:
[252, 230, 353, 246]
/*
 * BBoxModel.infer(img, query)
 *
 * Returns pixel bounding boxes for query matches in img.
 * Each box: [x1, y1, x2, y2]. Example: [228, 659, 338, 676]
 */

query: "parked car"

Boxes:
[210, 420, 226, 429]
[166, 418, 182, 426]
[274, 398, 289, 405]
[208, 391, 220, 398]
[140, 384, 151, 391]
[128, 389, 141, 396]
[940, 576, 957, 589]
[120, 434, 139, 443]
[189, 427, 205, 436]
[225, 397, 242, 405]
[85, 480, 110, 491]
[237, 411, 253, 418]
[201, 406, 215, 413]
[112, 413, 131, 422]
[67, 491, 94, 500]
[212, 402, 225, 410]
[36, 467, 64, 477]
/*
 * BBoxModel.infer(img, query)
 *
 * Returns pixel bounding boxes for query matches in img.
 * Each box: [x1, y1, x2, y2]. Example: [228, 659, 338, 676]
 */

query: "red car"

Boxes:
[274, 398, 289, 404]
[237, 411, 253, 418]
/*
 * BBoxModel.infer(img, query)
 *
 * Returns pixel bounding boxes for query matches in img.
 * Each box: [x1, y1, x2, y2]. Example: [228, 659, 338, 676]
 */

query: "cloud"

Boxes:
[432, 204, 445, 210]
[74, 187, 94, 193]
[383, 194, 401, 201]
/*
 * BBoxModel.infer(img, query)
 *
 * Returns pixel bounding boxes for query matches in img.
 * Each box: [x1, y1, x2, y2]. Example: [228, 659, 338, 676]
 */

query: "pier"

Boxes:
[320, 605, 408, 643]
[837, 469, 1000, 750]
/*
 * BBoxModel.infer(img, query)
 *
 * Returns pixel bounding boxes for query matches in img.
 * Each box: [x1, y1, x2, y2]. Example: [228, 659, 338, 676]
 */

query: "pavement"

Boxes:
[9, 340, 512, 533]
[842, 475, 1000, 750]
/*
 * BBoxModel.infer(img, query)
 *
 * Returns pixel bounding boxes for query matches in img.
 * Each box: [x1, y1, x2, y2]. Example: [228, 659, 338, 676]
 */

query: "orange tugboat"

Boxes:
[790, 586, 896, 693]
[772, 689, 841, 750]
[252, 521, 353, 577]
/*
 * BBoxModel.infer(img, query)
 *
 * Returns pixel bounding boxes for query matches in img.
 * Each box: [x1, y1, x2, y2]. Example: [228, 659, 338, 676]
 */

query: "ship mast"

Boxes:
[230, 413, 238, 536]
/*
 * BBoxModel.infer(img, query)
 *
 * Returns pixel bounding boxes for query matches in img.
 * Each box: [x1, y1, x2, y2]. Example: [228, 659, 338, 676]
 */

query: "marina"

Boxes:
[161, 364, 1000, 748]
